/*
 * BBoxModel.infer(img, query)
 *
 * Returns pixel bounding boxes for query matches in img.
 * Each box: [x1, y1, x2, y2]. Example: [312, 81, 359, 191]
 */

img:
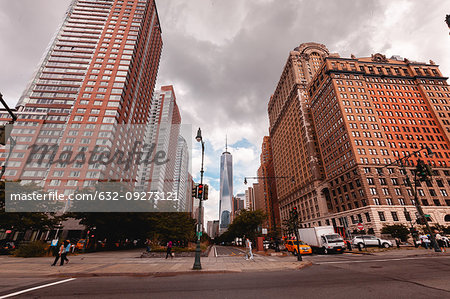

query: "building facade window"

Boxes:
[391, 211, 399, 221]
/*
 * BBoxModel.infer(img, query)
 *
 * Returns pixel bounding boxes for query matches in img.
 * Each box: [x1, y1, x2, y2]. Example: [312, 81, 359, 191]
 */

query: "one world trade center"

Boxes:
[219, 142, 233, 234]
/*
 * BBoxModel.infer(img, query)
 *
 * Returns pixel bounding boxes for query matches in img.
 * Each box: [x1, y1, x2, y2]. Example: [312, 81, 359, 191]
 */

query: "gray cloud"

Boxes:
[0, 0, 71, 106]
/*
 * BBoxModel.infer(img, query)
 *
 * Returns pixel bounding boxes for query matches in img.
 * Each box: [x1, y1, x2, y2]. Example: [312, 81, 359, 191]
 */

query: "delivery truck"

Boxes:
[298, 226, 345, 254]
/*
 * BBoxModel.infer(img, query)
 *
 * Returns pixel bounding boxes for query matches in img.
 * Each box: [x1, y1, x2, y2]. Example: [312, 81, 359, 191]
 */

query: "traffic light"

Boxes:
[203, 184, 209, 200]
[416, 159, 433, 181]
[424, 164, 433, 177]
[192, 184, 198, 198]
[416, 216, 425, 225]
[197, 184, 204, 200]
[416, 215, 431, 225]
[291, 207, 298, 219]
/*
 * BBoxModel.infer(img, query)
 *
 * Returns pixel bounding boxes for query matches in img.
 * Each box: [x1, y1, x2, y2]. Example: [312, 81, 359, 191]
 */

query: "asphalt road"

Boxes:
[214, 245, 245, 257]
[2, 254, 449, 298]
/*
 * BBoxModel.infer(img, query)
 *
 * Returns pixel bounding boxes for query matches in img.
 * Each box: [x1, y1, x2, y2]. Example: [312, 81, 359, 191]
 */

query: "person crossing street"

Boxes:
[61, 240, 71, 265]
[244, 237, 254, 261]
[51, 241, 66, 266]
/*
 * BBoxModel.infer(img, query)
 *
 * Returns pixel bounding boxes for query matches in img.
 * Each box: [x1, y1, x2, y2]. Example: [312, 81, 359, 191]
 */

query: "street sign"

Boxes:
[262, 228, 268, 235]
[424, 214, 430, 217]
[357, 223, 364, 231]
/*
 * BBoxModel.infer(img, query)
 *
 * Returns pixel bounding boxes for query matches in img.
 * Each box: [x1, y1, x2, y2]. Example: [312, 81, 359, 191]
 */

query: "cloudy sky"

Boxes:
[1, 0, 449, 224]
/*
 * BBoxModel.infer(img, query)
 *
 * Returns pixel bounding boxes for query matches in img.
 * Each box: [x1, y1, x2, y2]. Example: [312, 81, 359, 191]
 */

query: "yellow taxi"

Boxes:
[285, 239, 312, 255]
[76, 239, 86, 250]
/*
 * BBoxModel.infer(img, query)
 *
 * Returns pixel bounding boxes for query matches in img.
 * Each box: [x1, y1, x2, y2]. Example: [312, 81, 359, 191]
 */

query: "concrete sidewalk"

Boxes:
[0, 247, 311, 279]
[2, 246, 446, 280]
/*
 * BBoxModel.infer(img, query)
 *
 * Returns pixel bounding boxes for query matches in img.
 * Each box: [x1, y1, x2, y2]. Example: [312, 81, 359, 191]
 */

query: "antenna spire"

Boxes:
[225, 135, 227, 152]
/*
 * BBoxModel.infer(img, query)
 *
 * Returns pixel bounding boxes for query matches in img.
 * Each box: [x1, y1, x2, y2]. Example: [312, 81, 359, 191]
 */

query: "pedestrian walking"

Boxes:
[51, 241, 65, 266]
[165, 240, 173, 259]
[275, 238, 280, 252]
[245, 237, 254, 261]
[346, 240, 352, 251]
[426, 235, 433, 249]
[49, 239, 59, 256]
[436, 234, 446, 252]
[61, 240, 71, 265]
[420, 234, 430, 249]
[145, 238, 152, 252]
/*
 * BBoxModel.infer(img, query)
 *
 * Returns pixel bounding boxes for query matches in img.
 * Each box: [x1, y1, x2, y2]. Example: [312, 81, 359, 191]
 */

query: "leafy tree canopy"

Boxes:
[1, 182, 62, 233]
[216, 209, 266, 243]
[381, 224, 410, 241]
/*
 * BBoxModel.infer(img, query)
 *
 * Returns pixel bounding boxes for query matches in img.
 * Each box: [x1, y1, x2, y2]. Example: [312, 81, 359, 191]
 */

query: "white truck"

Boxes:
[298, 226, 345, 254]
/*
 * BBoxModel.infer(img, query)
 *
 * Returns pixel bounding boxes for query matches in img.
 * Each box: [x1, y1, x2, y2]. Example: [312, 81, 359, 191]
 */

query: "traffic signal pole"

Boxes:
[291, 207, 302, 261]
[400, 157, 441, 252]
[193, 128, 205, 270]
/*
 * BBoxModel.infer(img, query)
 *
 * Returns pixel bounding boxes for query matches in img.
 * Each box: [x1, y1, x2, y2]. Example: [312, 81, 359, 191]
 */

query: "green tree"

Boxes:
[68, 211, 196, 247]
[217, 210, 266, 243]
[381, 224, 410, 241]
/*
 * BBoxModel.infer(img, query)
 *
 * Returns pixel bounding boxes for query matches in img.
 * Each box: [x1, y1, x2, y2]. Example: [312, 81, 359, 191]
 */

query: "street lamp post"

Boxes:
[388, 146, 441, 252]
[291, 207, 302, 261]
[403, 206, 418, 247]
[193, 128, 205, 270]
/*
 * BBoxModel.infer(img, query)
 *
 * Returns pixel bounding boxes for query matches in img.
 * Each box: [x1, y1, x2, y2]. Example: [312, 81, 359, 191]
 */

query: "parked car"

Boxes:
[76, 239, 86, 250]
[285, 239, 312, 255]
[352, 235, 392, 248]
[0, 240, 16, 255]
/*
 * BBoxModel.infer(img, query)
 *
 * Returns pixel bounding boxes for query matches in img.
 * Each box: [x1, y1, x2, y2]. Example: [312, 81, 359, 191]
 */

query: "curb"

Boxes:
[344, 251, 374, 255]
[48, 270, 244, 278]
[297, 261, 313, 270]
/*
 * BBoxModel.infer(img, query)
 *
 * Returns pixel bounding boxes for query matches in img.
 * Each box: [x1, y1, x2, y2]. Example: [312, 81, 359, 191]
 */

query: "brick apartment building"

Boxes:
[1, 0, 164, 240]
[255, 136, 280, 234]
[268, 43, 450, 236]
[268, 43, 331, 234]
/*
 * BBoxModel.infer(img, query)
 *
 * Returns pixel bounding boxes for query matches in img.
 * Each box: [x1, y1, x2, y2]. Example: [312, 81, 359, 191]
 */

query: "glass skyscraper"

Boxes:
[219, 144, 233, 234]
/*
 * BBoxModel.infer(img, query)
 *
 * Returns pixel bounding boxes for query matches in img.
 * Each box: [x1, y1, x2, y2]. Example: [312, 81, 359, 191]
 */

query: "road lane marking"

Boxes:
[0, 278, 76, 299]
[315, 256, 449, 265]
